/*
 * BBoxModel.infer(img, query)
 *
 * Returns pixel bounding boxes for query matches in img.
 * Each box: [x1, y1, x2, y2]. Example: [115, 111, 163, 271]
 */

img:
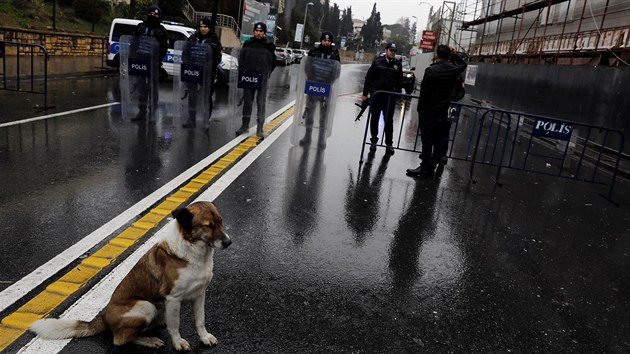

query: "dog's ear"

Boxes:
[172, 206, 194, 233]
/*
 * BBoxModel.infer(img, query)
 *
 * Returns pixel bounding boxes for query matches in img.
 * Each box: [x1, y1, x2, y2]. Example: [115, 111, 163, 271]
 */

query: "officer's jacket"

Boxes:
[307, 45, 341, 61]
[417, 53, 467, 117]
[305, 45, 341, 83]
[362, 54, 403, 97]
[188, 31, 222, 72]
[135, 22, 168, 60]
[242, 37, 276, 73]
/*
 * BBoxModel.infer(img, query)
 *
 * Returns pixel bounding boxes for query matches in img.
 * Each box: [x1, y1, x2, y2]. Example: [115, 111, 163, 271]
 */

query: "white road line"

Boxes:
[18, 107, 295, 354]
[0, 101, 295, 313]
[0, 103, 120, 128]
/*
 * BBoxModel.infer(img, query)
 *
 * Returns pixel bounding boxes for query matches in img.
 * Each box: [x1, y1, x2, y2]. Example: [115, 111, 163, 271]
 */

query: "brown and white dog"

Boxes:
[29, 201, 231, 350]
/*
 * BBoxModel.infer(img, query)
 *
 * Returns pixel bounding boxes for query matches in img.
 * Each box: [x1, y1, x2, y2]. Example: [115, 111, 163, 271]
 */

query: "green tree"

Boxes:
[340, 6, 353, 38]
[360, 3, 382, 49]
[327, 4, 340, 39]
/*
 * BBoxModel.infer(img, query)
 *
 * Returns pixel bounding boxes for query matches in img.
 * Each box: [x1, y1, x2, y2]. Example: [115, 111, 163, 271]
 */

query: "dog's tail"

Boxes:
[29, 314, 106, 339]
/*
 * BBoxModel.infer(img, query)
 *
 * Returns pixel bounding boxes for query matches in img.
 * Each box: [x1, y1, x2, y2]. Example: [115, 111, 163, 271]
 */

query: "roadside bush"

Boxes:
[110, 2, 129, 18]
[55, 0, 75, 7]
[72, 0, 109, 22]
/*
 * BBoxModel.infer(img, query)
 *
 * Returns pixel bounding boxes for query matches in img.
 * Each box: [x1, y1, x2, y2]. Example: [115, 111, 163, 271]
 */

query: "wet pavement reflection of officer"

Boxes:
[235, 22, 276, 138]
[344, 154, 391, 245]
[361, 42, 403, 155]
[284, 147, 326, 244]
[298, 31, 341, 148]
[183, 18, 223, 129]
[389, 179, 438, 296]
[131, 5, 168, 122]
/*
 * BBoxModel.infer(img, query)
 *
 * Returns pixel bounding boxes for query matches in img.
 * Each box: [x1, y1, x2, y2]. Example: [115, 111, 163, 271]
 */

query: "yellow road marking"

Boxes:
[0, 107, 294, 351]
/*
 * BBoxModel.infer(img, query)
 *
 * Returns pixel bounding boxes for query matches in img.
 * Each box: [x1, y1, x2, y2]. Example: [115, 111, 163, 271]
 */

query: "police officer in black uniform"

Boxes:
[298, 31, 341, 148]
[235, 22, 276, 138]
[131, 5, 168, 122]
[182, 18, 223, 128]
[361, 42, 403, 155]
[407, 45, 467, 177]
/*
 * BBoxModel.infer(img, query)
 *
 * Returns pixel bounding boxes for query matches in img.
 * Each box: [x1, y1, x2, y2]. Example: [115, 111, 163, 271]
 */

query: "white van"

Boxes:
[106, 18, 196, 76]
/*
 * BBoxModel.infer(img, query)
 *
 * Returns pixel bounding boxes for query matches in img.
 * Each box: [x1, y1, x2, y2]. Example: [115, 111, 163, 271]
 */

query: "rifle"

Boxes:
[354, 99, 369, 121]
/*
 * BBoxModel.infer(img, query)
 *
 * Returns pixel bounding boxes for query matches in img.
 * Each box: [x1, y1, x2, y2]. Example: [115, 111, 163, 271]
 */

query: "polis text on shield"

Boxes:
[304, 80, 330, 97]
[129, 58, 151, 77]
[237, 70, 263, 89]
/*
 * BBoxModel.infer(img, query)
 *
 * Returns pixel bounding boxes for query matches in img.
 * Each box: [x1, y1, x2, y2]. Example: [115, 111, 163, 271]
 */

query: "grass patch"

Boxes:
[0, 1, 119, 35]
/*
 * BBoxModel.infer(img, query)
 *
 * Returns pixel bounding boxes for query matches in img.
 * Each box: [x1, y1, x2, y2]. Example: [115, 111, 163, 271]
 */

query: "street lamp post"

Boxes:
[275, 26, 283, 44]
[300, 2, 314, 50]
[411, 15, 418, 44]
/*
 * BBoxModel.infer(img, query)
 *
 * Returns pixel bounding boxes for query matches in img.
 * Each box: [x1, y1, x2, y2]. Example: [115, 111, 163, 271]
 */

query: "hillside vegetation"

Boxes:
[0, 0, 149, 36]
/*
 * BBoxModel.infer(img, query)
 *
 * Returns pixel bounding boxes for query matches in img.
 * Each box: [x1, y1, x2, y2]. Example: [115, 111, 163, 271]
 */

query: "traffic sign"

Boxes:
[422, 30, 437, 40]
[420, 39, 434, 50]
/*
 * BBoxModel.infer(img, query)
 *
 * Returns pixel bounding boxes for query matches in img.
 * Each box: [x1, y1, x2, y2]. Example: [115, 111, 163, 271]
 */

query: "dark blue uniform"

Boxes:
[362, 54, 403, 148]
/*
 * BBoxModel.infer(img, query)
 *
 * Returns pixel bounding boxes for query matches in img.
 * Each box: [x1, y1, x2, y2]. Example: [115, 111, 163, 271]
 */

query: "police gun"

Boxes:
[354, 98, 370, 121]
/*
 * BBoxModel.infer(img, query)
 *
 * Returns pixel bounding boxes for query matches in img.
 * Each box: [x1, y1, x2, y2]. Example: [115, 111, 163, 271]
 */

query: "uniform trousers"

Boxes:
[369, 93, 397, 146]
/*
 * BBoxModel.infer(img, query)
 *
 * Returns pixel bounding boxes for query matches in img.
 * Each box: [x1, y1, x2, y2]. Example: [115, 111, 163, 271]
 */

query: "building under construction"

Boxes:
[422, 0, 629, 155]
[427, 0, 630, 66]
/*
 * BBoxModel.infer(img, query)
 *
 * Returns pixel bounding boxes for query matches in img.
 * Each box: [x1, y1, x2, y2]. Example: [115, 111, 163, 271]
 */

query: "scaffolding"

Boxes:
[442, 0, 630, 65]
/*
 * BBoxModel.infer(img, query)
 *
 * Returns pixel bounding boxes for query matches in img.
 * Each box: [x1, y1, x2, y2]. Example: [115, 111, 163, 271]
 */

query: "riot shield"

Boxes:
[290, 56, 341, 146]
[227, 46, 273, 135]
[119, 35, 160, 121]
[172, 41, 213, 127]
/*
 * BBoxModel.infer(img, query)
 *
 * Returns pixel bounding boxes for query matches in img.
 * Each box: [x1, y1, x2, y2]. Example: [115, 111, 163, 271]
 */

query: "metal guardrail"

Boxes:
[0, 41, 52, 111]
[360, 90, 625, 204]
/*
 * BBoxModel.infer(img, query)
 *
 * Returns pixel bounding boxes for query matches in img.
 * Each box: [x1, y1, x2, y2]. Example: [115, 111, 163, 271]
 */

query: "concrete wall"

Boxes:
[1, 27, 109, 75]
[466, 62, 630, 152]
[0, 27, 106, 57]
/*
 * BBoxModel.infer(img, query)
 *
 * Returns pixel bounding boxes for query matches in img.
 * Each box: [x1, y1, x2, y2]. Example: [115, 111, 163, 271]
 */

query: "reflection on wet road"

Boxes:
[2, 62, 630, 352]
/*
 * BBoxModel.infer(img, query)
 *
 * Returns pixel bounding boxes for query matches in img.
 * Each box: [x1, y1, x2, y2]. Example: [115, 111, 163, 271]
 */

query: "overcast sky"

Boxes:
[330, 0, 438, 30]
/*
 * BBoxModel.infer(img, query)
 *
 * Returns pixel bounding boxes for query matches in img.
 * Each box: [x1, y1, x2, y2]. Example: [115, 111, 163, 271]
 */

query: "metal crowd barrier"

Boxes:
[360, 90, 625, 204]
[0, 41, 51, 111]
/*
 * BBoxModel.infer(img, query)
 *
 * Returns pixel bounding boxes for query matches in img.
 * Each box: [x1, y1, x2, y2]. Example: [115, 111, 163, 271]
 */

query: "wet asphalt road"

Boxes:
[2, 64, 630, 352]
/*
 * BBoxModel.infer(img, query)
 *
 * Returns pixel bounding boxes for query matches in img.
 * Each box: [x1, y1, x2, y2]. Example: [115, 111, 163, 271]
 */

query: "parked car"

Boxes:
[274, 47, 291, 66]
[106, 18, 195, 76]
[215, 52, 238, 88]
[290, 49, 304, 63]
[107, 18, 236, 87]
[285, 48, 295, 64]
[402, 66, 416, 94]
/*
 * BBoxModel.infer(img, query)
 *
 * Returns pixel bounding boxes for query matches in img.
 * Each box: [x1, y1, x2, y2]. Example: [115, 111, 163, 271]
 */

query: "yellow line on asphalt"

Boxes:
[0, 106, 294, 351]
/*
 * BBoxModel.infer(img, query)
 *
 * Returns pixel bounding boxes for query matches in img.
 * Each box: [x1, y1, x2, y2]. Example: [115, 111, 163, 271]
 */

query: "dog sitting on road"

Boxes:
[30, 201, 231, 350]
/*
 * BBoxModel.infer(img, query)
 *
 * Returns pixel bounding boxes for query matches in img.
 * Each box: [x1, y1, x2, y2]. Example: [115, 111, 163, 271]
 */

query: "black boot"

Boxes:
[131, 105, 147, 122]
[235, 117, 250, 135]
[256, 119, 266, 139]
[406, 164, 434, 178]
[317, 130, 327, 148]
[299, 128, 312, 146]
[183, 112, 196, 128]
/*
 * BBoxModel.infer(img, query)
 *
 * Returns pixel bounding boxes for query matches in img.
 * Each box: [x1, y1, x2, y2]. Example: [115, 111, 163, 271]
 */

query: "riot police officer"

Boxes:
[235, 22, 276, 138]
[131, 5, 168, 122]
[182, 18, 223, 128]
[361, 42, 403, 155]
[298, 31, 341, 148]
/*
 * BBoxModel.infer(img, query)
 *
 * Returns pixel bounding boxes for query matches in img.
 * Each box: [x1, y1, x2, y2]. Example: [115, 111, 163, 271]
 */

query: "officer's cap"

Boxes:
[385, 42, 397, 52]
[146, 5, 161, 17]
[254, 22, 267, 33]
[320, 31, 334, 42]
